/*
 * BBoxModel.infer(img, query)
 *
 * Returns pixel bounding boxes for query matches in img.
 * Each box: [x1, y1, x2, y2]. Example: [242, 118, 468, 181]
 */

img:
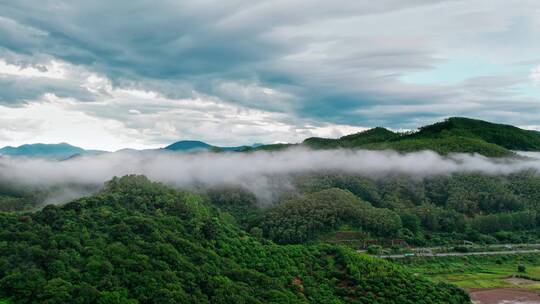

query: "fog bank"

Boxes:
[1, 148, 540, 203]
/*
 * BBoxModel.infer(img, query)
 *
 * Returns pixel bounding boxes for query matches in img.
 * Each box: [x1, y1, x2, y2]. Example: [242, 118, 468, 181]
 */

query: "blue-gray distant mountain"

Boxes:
[163, 140, 256, 152]
[164, 140, 215, 152]
[0, 143, 103, 160]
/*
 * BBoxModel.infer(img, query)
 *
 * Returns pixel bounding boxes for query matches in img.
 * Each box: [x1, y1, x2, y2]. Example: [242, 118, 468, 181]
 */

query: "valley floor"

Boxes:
[391, 253, 540, 304]
[469, 288, 540, 304]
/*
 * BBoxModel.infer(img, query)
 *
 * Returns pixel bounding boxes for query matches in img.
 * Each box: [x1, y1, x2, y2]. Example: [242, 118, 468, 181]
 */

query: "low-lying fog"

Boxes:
[1, 148, 540, 203]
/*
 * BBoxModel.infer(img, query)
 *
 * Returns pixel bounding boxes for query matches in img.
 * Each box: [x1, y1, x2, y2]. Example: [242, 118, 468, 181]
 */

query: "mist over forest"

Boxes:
[2, 148, 540, 204]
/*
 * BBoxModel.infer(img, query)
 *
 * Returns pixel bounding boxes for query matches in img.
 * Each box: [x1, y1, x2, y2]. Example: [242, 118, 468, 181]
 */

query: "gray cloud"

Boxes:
[0, 0, 540, 143]
[0, 76, 97, 104]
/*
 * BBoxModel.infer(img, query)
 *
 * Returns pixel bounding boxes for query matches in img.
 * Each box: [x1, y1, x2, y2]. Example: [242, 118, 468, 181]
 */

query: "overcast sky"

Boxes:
[1, 0, 540, 150]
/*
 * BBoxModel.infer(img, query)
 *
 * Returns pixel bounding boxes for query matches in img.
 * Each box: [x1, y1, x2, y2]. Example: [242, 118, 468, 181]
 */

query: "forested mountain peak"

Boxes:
[303, 127, 399, 149]
[339, 127, 397, 141]
[410, 117, 540, 151]
[163, 140, 214, 151]
[294, 117, 540, 156]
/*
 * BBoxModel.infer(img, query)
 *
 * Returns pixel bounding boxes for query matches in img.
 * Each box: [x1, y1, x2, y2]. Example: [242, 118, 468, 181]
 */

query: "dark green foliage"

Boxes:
[0, 175, 469, 303]
[362, 135, 513, 157]
[366, 245, 382, 255]
[244, 143, 295, 152]
[399, 212, 421, 233]
[410, 117, 540, 151]
[471, 211, 537, 233]
[304, 127, 399, 149]
[0, 194, 37, 212]
[259, 188, 401, 244]
[293, 173, 383, 206]
[370, 116, 540, 156]
[206, 186, 261, 227]
[271, 171, 540, 246]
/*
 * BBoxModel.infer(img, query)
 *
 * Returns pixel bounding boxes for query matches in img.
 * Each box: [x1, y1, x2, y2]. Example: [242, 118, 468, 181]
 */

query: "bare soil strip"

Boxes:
[470, 288, 540, 304]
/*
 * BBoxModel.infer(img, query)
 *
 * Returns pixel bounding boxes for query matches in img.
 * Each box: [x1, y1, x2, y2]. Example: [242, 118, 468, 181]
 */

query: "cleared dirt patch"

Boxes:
[470, 288, 540, 304]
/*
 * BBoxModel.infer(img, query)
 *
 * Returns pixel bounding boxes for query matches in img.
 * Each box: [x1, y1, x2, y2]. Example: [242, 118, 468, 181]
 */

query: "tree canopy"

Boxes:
[0, 175, 469, 303]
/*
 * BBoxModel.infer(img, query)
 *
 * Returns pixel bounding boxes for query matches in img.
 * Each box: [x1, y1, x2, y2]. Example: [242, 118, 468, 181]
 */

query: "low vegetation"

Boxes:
[394, 254, 540, 291]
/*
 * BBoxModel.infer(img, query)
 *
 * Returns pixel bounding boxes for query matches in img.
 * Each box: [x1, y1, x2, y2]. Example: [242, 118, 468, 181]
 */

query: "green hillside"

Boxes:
[409, 117, 540, 151]
[282, 172, 540, 246]
[240, 143, 295, 152]
[251, 117, 540, 157]
[362, 135, 513, 157]
[258, 188, 401, 244]
[203, 170, 540, 251]
[0, 176, 469, 304]
[304, 127, 399, 149]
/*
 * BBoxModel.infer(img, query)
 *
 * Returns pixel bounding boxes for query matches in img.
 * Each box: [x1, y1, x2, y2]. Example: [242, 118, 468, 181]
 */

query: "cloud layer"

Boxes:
[2, 149, 540, 203]
[1, 1, 540, 148]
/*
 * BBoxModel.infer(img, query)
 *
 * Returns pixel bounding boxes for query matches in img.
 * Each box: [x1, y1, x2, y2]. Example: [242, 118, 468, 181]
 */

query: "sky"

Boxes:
[0, 0, 540, 151]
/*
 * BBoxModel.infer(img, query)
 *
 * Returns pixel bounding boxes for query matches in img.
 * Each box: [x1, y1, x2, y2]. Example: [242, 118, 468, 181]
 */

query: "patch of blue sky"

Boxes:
[400, 57, 524, 85]
[400, 56, 540, 99]
[512, 83, 540, 99]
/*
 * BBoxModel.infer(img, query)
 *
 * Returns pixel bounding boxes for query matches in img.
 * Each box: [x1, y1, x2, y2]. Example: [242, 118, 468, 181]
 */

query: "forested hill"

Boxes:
[265, 117, 540, 157]
[0, 175, 469, 304]
[406, 117, 540, 150]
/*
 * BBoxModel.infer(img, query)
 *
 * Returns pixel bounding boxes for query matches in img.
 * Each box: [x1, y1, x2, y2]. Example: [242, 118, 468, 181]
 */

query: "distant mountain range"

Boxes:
[0, 140, 261, 160]
[2, 117, 540, 159]
[0, 143, 104, 160]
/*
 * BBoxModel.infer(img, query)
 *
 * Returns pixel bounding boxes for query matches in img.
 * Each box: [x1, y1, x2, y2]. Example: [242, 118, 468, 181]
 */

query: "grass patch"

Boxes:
[395, 253, 540, 290]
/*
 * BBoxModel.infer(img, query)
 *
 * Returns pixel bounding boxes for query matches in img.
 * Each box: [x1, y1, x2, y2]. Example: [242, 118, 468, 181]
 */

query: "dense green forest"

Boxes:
[205, 171, 540, 247]
[0, 176, 469, 303]
[3, 169, 540, 249]
[257, 188, 401, 244]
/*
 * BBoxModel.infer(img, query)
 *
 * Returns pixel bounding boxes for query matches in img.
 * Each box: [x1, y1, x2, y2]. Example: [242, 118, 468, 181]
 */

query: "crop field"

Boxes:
[395, 253, 540, 290]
